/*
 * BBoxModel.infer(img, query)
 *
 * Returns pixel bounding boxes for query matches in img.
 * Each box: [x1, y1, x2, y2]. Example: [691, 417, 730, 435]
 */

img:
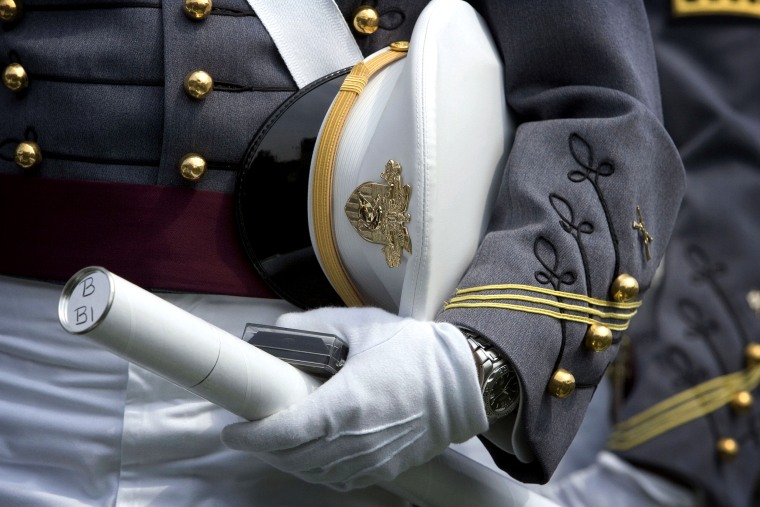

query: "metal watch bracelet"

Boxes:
[460, 328, 520, 424]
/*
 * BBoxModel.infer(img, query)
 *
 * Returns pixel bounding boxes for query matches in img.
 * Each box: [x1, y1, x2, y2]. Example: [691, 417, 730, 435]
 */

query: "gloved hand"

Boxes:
[221, 306, 488, 490]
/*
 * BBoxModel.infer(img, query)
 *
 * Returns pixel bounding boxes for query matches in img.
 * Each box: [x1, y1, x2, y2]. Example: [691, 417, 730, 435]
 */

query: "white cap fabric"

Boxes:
[310, 0, 512, 320]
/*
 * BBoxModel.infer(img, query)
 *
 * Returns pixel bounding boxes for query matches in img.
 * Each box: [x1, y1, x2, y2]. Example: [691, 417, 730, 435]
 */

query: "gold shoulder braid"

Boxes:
[311, 45, 408, 307]
[672, 0, 760, 19]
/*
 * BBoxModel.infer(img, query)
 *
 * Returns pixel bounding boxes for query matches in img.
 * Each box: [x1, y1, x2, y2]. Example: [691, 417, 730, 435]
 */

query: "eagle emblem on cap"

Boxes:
[345, 160, 412, 268]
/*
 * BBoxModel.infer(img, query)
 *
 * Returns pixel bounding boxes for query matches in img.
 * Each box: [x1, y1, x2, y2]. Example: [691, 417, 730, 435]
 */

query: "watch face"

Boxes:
[483, 364, 519, 418]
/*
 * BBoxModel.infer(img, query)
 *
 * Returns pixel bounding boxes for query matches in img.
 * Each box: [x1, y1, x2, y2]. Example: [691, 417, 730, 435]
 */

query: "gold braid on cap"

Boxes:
[311, 45, 408, 307]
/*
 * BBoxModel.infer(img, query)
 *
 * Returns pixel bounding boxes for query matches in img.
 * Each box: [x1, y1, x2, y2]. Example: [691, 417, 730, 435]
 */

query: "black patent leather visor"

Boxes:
[235, 69, 348, 309]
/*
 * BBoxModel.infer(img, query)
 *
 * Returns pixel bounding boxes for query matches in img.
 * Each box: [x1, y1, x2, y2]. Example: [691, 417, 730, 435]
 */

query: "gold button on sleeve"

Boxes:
[183, 0, 212, 20]
[0, 0, 20, 23]
[746, 343, 760, 369]
[610, 274, 639, 302]
[14, 141, 41, 169]
[548, 369, 575, 399]
[716, 437, 739, 461]
[730, 390, 753, 415]
[179, 153, 207, 181]
[184, 70, 214, 100]
[584, 324, 613, 352]
[352, 6, 379, 35]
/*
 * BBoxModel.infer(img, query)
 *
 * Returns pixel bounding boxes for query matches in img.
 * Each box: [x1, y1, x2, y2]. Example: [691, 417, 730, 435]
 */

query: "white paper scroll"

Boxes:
[58, 266, 321, 421]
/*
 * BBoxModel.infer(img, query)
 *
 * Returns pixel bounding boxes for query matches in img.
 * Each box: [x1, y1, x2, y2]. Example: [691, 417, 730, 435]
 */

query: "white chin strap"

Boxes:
[245, 0, 363, 88]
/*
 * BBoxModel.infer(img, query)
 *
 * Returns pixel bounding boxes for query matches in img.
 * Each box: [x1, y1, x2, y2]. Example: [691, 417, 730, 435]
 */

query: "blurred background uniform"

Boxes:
[0, 0, 686, 505]
[544, 1, 760, 506]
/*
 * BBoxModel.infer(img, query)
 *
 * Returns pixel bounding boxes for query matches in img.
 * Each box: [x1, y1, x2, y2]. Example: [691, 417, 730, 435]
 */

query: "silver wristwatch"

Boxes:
[460, 328, 520, 424]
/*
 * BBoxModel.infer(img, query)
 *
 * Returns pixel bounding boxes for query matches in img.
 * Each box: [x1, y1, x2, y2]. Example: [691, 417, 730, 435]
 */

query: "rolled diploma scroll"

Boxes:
[58, 266, 558, 507]
[58, 266, 321, 420]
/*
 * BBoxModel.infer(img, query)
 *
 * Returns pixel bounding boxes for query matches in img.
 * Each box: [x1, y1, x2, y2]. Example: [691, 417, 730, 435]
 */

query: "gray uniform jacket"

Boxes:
[0, 0, 684, 487]
[608, 2, 760, 506]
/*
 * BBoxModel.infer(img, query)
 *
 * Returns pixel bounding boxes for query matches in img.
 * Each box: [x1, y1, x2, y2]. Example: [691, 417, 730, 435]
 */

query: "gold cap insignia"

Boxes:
[345, 160, 412, 268]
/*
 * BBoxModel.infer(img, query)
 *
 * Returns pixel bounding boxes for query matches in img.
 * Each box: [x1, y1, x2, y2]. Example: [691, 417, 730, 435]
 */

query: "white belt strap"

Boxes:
[246, 0, 363, 88]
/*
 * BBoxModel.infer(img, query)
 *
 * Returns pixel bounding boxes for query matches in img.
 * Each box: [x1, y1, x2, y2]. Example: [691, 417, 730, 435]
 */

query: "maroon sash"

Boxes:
[0, 174, 275, 298]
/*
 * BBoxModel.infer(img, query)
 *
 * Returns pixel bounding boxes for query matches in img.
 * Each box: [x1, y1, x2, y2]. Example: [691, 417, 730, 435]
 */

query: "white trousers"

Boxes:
[0, 275, 407, 506]
[0, 274, 690, 507]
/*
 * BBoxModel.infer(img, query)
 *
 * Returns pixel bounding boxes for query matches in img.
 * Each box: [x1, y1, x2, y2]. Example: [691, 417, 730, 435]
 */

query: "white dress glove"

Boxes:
[221, 306, 488, 490]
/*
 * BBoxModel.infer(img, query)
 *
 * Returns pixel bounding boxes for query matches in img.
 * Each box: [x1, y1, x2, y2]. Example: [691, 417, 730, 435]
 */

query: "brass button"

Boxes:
[0, 0, 21, 23]
[548, 369, 575, 399]
[730, 390, 753, 415]
[584, 324, 613, 352]
[746, 343, 760, 369]
[716, 437, 739, 461]
[3, 63, 28, 92]
[184, 70, 213, 100]
[179, 153, 207, 181]
[14, 141, 41, 169]
[610, 274, 639, 302]
[183, 0, 212, 21]
[352, 6, 379, 35]
[389, 41, 409, 52]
